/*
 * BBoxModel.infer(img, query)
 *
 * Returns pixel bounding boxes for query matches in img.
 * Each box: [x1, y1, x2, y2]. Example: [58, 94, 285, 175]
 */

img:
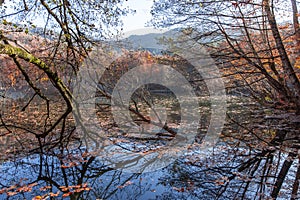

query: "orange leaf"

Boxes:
[74, 188, 84, 193]
[49, 191, 60, 197]
[39, 186, 51, 191]
[59, 186, 68, 192]
[62, 192, 72, 198]
[7, 191, 17, 196]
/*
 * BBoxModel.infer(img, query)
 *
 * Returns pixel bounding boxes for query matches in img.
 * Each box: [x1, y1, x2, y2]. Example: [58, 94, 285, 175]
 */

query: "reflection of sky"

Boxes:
[122, 0, 154, 32]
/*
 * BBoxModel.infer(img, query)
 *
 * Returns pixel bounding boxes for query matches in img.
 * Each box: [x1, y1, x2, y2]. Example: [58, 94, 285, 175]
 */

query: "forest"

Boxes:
[0, 0, 299, 199]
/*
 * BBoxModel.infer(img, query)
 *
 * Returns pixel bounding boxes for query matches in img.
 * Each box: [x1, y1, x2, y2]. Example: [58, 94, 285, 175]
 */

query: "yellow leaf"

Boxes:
[32, 196, 42, 200]
[41, 77, 49, 81]
[265, 96, 272, 102]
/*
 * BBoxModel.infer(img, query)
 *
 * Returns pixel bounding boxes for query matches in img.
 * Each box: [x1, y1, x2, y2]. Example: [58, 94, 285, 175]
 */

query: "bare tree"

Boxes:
[0, 0, 130, 156]
[151, 0, 300, 113]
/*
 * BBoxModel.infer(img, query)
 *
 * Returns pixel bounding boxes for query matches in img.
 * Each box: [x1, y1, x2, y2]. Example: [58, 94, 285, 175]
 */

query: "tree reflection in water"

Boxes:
[0, 94, 299, 199]
[0, 123, 299, 199]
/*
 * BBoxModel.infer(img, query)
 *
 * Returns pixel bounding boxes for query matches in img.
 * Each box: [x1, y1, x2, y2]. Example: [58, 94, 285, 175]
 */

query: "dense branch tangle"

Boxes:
[0, 0, 129, 152]
[151, 0, 300, 112]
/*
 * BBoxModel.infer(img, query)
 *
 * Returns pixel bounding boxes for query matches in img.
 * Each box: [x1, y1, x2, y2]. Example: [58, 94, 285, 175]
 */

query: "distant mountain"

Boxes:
[125, 33, 165, 49]
[122, 30, 176, 54]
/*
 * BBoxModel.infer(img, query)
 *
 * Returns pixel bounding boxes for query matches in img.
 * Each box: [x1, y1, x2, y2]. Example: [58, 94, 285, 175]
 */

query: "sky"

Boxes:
[120, 0, 167, 37]
[121, 0, 154, 32]
[1, 0, 154, 29]
[1, 0, 292, 38]
[1, 0, 161, 37]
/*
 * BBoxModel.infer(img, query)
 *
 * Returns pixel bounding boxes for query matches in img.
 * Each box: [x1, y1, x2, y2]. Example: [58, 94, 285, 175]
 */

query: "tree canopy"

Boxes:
[151, 0, 300, 113]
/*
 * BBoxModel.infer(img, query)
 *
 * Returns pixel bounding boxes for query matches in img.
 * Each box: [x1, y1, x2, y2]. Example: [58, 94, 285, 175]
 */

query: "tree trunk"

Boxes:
[291, 0, 300, 58]
[271, 152, 296, 199]
[264, 0, 300, 113]
[291, 156, 300, 200]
